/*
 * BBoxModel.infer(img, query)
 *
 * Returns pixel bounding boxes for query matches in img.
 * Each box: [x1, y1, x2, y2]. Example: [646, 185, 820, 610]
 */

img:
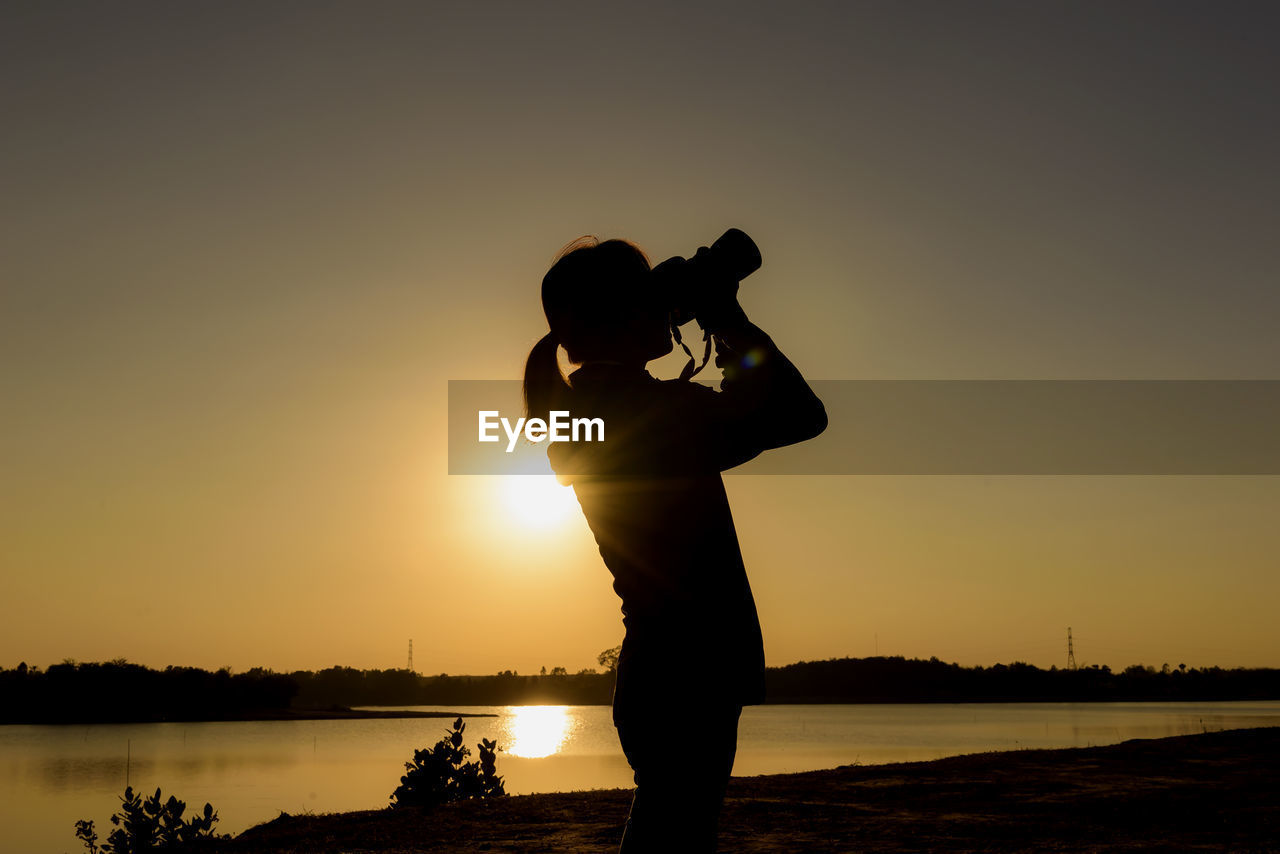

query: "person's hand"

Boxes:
[691, 257, 747, 332]
[690, 246, 740, 314]
[691, 248, 747, 333]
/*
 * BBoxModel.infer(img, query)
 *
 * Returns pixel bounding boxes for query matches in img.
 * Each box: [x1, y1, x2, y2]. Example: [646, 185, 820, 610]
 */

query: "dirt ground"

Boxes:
[228, 726, 1279, 853]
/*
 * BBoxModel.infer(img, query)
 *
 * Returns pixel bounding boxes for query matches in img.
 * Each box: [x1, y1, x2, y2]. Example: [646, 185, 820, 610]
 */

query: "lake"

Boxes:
[5, 700, 1279, 853]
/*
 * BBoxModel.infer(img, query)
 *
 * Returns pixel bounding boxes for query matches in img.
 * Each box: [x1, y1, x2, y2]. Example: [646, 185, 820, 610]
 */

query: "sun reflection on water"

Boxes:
[505, 706, 573, 758]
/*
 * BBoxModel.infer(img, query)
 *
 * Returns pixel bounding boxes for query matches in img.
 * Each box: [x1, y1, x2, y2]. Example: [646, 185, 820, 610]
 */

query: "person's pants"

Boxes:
[614, 704, 743, 853]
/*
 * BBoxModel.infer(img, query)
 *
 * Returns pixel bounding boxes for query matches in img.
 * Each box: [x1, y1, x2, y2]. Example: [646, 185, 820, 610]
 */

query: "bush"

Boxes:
[75, 786, 226, 853]
[390, 716, 506, 809]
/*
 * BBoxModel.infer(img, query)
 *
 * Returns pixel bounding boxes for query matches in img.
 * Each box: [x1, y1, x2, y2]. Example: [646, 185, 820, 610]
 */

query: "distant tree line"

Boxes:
[0, 660, 297, 723]
[4, 656, 1279, 724]
[290, 667, 614, 708]
[763, 657, 1280, 703]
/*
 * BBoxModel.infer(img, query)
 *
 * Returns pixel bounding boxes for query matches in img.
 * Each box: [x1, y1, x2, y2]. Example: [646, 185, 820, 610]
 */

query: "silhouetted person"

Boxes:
[523, 235, 826, 852]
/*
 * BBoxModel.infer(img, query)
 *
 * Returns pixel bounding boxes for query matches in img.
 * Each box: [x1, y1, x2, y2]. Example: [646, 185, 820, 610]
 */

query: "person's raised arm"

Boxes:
[693, 283, 827, 471]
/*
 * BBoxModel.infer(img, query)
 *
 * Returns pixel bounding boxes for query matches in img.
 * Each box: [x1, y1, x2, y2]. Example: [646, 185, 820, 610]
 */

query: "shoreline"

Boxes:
[226, 707, 500, 722]
[0, 708, 496, 726]
[9, 695, 1277, 726]
[227, 725, 1280, 852]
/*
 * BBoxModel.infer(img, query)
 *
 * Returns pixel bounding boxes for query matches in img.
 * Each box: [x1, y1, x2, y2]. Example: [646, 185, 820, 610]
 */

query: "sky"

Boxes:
[2, 2, 1278, 676]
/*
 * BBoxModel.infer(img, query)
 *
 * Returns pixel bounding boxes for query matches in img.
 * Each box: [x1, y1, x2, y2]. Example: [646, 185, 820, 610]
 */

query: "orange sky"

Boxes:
[3, 3, 1278, 675]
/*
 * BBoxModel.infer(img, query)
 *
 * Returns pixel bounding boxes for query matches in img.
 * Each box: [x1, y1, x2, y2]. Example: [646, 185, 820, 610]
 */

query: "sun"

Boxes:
[500, 475, 579, 530]
[504, 705, 574, 758]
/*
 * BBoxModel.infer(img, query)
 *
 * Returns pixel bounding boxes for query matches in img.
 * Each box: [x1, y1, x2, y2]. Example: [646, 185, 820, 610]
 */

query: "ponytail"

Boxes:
[523, 332, 570, 421]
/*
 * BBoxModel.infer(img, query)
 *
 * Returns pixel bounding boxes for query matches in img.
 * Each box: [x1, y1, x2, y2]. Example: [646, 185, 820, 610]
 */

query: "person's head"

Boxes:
[523, 237, 672, 419]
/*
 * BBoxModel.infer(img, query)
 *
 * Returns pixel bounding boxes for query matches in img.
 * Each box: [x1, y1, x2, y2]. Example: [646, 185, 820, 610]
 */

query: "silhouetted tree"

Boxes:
[597, 645, 622, 673]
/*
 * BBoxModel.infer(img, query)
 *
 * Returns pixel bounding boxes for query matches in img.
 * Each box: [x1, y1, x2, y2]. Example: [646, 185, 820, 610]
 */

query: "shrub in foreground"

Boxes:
[75, 785, 227, 852]
[391, 716, 506, 809]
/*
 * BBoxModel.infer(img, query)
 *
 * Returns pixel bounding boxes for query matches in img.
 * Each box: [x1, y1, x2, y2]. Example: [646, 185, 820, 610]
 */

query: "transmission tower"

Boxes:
[407, 639, 414, 673]
[1066, 627, 1077, 671]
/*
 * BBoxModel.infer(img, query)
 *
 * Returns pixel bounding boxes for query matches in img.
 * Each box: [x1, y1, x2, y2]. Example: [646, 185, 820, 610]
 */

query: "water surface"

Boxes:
[4, 701, 1278, 853]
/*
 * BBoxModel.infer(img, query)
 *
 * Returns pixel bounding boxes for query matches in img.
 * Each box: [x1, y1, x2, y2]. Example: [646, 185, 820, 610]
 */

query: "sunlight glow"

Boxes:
[500, 475, 578, 530]
[505, 705, 573, 758]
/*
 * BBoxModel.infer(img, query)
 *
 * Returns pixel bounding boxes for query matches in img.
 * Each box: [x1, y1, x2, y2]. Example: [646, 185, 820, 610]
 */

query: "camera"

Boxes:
[652, 228, 762, 326]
